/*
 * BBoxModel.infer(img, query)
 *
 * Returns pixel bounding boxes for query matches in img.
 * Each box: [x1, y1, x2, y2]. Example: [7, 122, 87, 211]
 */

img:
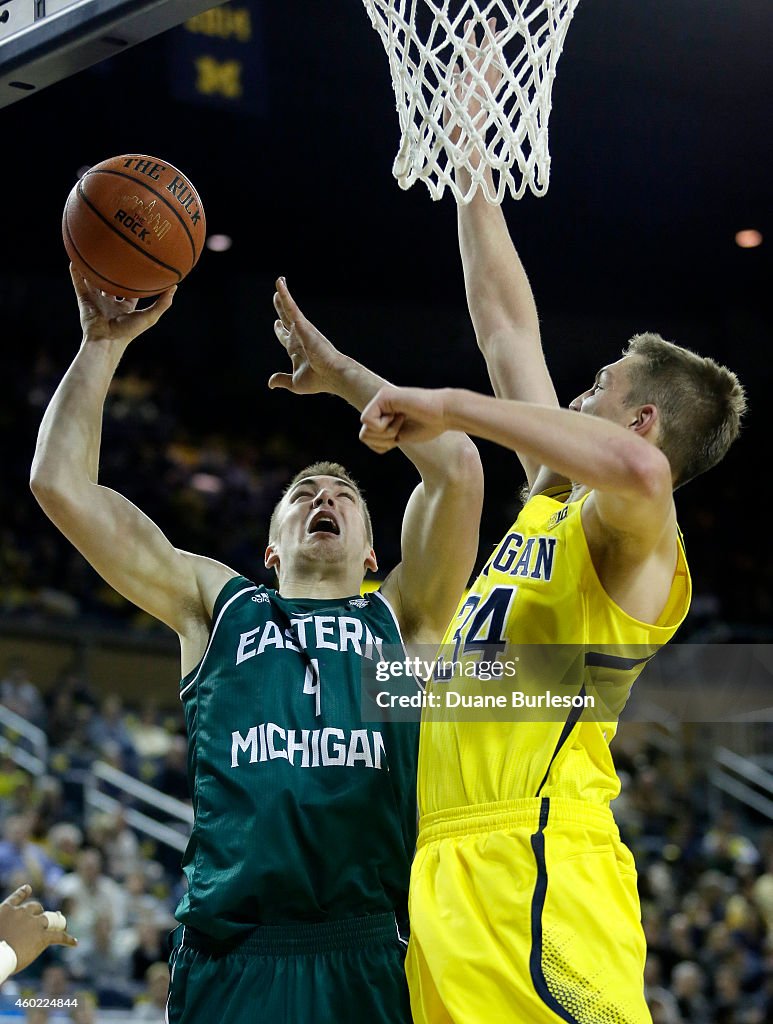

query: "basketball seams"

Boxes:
[63, 213, 169, 297]
[75, 181, 184, 281]
[82, 167, 199, 265]
[61, 154, 205, 298]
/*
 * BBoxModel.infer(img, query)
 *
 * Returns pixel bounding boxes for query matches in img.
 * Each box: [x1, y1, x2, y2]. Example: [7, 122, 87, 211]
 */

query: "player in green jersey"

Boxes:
[30, 269, 483, 1023]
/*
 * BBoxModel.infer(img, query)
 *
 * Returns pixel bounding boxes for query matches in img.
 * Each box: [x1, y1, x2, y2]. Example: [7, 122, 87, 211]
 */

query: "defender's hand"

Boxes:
[269, 278, 347, 396]
[359, 386, 450, 452]
[71, 265, 176, 345]
[445, 17, 504, 155]
[0, 884, 77, 973]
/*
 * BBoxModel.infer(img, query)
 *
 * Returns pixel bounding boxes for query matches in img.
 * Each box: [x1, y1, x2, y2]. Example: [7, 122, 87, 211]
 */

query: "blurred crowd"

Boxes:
[0, 659, 190, 1021]
[613, 729, 773, 1024]
[0, 658, 772, 1022]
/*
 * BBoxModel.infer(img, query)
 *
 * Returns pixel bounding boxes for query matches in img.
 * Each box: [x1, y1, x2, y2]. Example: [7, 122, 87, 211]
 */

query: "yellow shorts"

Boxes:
[406, 798, 650, 1024]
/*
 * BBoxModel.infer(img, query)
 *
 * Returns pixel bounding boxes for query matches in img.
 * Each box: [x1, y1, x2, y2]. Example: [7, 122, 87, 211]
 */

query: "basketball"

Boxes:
[62, 154, 207, 298]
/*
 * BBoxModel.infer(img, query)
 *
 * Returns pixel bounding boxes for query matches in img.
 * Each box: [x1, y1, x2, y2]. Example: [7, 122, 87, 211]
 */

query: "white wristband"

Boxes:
[0, 940, 18, 985]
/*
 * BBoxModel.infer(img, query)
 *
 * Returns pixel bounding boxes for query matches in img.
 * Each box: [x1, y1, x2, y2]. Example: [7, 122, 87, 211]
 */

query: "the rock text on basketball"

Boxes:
[114, 209, 150, 242]
[165, 176, 202, 226]
[122, 157, 165, 181]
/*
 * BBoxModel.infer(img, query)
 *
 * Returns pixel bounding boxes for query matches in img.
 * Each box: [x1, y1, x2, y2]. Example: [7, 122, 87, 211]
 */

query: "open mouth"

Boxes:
[308, 512, 340, 536]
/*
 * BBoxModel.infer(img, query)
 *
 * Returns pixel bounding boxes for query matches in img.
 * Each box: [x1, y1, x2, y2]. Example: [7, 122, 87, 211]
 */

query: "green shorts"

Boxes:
[167, 913, 412, 1024]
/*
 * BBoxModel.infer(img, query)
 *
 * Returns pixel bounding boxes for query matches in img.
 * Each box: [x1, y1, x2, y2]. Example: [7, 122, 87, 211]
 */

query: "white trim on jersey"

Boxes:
[165, 930, 183, 1023]
[371, 589, 403, 644]
[179, 585, 258, 700]
[372, 590, 426, 692]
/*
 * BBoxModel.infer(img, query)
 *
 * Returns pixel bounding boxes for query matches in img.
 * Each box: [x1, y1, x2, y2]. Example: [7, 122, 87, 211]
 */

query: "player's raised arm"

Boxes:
[271, 279, 483, 643]
[361, 384, 673, 543]
[30, 268, 234, 639]
[457, 195, 558, 445]
[451, 21, 561, 491]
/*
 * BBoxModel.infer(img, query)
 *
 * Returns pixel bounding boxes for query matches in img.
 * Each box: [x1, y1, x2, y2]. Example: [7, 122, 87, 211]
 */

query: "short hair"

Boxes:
[623, 333, 746, 488]
[268, 461, 373, 545]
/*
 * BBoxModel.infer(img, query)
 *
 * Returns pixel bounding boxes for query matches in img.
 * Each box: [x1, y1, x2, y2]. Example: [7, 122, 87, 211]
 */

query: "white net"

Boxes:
[361, 0, 580, 203]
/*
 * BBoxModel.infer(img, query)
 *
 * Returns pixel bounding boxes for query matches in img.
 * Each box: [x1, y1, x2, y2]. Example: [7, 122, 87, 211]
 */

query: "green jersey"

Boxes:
[175, 576, 419, 941]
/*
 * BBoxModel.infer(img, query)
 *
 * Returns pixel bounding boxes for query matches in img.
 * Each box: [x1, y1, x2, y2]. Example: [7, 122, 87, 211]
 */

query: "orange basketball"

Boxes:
[62, 154, 206, 298]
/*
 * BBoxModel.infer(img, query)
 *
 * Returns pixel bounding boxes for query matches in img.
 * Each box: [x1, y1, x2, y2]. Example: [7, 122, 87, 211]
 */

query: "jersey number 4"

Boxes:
[303, 658, 321, 716]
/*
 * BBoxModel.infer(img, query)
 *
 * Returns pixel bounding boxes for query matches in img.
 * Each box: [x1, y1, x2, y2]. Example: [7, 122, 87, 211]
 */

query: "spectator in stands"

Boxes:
[86, 812, 141, 884]
[645, 952, 682, 1022]
[45, 824, 83, 875]
[25, 1008, 49, 1024]
[647, 995, 681, 1024]
[122, 868, 174, 932]
[129, 917, 167, 984]
[88, 695, 138, 776]
[57, 706, 99, 775]
[0, 816, 64, 897]
[0, 659, 46, 728]
[27, 776, 68, 839]
[704, 917, 734, 959]
[671, 961, 711, 1023]
[647, 860, 679, 910]
[751, 853, 773, 936]
[38, 962, 75, 1002]
[69, 989, 98, 1023]
[679, 891, 713, 937]
[725, 890, 767, 969]
[643, 909, 674, 970]
[125, 701, 171, 763]
[699, 869, 736, 923]
[152, 735, 188, 803]
[44, 692, 77, 756]
[668, 913, 699, 966]
[0, 760, 32, 826]
[132, 961, 169, 1021]
[66, 914, 132, 1007]
[704, 810, 761, 873]
[55, 849, 127, 954]
[713, 962, 766, 1022]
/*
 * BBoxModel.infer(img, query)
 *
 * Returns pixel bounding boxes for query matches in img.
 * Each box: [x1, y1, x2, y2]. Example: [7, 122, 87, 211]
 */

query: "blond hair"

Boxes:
[269, 461, 373, 544]
[623, 333, 746, 487]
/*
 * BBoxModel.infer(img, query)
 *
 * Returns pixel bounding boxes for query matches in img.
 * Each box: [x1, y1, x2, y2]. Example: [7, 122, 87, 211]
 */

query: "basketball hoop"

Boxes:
[361, 0, 580, 203]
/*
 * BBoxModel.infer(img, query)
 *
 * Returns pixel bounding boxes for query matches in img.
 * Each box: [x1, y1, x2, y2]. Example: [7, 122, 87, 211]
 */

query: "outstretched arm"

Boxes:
[360, 385, 673, 546]
[458, 194, 560, 483]
[30, 269, 235, 640]
[271, 280, 483, 642]
[452, 20, 562, 491]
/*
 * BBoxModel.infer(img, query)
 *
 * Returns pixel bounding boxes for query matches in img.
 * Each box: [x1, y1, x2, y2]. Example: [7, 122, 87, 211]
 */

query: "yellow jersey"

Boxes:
[418, 488, 691, 814]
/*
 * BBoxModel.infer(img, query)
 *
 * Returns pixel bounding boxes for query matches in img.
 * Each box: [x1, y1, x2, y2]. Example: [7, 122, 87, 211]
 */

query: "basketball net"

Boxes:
[361, 0, 580, 203]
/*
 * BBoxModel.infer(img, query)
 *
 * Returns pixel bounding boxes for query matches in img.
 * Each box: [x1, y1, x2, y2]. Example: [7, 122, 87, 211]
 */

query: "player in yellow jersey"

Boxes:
[357, 30, 747, 1023]
[361, 300, 745, 1024]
